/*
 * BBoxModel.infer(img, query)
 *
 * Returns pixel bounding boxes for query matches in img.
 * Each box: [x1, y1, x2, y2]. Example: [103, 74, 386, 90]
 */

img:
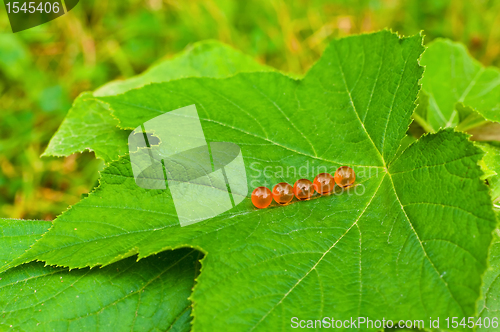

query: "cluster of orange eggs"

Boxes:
[251, 166, 356, 209]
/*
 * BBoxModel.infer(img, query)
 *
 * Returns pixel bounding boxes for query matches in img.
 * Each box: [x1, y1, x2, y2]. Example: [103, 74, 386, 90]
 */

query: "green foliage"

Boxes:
[418, 39, 500, 131]
[94, 40, 274, 97]
[476, 143, 500, 203]
[2, 2, 500, 329]
[0, 218, 200, 331]
[4, 31, 498, 331]
[42, 93, 129, 163]
[43, 41, 272, 163]
[416, 38, 500, 206]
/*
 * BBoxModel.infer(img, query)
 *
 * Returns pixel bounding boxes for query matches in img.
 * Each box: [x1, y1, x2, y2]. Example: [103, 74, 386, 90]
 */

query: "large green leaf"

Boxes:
[43, 41, 272, 163]
[0, 219, 199, 332]
[419, 39, 500, 131]
[10, 31, 497, 331]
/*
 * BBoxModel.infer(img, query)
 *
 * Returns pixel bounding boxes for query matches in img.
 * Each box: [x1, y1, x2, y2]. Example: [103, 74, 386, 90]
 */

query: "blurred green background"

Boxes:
[1, 0, 500, 220]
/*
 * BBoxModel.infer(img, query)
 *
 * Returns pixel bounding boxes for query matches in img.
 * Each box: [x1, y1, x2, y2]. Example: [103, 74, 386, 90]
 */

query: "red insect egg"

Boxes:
[251, 186, 273, 209]
[272, 182, 294, 205]
[334, 166, 355, 187]
[313, 172, 335, 194]
[293, 179, 314, 201]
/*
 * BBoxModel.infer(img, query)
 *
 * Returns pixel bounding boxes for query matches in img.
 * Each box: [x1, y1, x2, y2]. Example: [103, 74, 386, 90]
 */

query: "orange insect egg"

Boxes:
[334, 166, 355, 187]
[251, 186, 273, 209]
[313, 172, 335, 194]
[272, 182, 294, 205]
[293, 179, 314, 201]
